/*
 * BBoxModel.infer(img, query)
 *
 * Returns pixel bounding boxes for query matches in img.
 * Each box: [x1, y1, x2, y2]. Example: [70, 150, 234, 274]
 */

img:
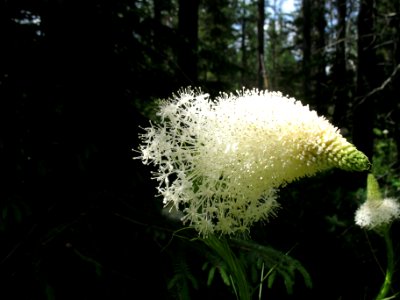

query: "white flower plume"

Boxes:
[355, 198, 400, 230]
[355, 174, 400, 230]
[137, 88, 370, 236]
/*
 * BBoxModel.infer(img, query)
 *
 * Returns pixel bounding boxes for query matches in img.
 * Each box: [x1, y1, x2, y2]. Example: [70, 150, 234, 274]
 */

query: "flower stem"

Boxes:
[375, 229, 394, 300]
[202, 236, 251, 300]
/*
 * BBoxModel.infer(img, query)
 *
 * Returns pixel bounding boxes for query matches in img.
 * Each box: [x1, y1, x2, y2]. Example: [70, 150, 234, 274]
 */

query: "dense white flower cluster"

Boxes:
[355, 198, 400, 229]
[137, 88, 370, 236]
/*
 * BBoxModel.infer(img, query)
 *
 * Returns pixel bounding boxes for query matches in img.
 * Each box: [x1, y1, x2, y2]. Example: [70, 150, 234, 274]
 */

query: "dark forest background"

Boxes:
[1, 0, 400, 299]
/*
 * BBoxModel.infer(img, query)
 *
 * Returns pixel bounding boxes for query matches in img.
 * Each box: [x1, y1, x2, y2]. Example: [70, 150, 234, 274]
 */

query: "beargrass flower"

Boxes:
[355, 174, 400, 230]
[137, 88, 370, 236]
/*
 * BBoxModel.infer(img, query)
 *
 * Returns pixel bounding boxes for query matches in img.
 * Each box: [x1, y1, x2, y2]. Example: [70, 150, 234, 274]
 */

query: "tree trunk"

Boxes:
[332, 0, 348, 127]
[353, 0, 377, 160]
[178, 0, 200, 85]
[257, 0, 267, 89]
[268, 0, 278, 90]
[392, 0, 400, 169]
[314, 0, 327, 109]
[241, 2, 248, 86]
[302, 0, 312, 102]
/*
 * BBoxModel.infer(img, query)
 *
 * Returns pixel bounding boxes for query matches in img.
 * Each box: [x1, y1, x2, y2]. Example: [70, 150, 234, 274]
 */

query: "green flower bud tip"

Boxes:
[335, 145, 370, 172]
[367, 173, 382, 201]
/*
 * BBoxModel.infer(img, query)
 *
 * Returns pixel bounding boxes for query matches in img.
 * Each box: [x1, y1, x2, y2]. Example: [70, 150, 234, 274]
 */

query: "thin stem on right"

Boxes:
[375, 229, 394, 300]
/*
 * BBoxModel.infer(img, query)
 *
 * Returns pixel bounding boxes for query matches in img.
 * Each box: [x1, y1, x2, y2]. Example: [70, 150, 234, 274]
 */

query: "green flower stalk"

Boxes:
[376, 230, 394, 300]
[137, 88, 370, 236]
[355, 174, 400, 300]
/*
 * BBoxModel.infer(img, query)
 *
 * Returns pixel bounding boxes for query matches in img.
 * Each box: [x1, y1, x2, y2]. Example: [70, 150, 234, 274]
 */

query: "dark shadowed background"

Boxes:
[1, 0, 399, 299]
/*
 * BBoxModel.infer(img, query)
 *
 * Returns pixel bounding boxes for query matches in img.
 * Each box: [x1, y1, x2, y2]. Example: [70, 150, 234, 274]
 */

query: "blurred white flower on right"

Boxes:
[355, 197, 400, 230]
[355, 174, 400, 230]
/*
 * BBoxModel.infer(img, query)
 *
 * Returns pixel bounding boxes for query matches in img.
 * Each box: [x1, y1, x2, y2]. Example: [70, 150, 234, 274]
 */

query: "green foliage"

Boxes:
[372, 128, 400, 194]
[265, 3, 300, 94]
[232, 238, 312, 295]
[202, 236, 250, 300]
[133, 97, 164, 122]
[44, 284, 55, 300]
[198, 236, 312, 299]
[168, 258, 199, 300]
[202, 260, 232, 287]
[0, 198, 31, 232]
[72, 247, 103, 278]
[198, 0, 243, 92]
